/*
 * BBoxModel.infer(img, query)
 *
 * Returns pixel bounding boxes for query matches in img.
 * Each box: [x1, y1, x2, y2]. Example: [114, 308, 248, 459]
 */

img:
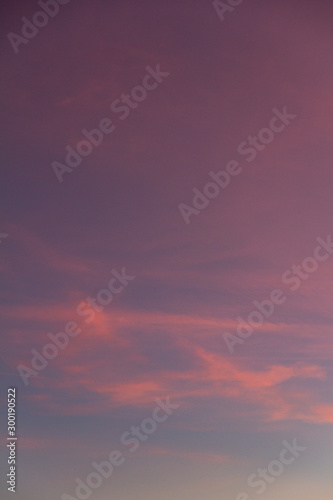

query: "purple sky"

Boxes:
[1, 1, 333, 499]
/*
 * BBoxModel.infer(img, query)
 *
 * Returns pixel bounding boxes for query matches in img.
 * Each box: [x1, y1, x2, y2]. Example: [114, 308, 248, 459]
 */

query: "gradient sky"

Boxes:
[1, 1, 333, 499]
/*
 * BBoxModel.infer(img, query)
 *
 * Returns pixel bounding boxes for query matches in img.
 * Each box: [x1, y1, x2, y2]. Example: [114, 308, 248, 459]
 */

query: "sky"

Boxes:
[1, 0, 333, 499]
